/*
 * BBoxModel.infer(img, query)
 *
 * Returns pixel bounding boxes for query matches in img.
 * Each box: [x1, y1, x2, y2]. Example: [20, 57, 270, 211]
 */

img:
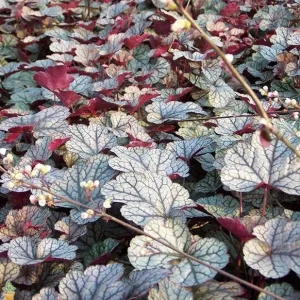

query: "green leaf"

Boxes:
[128, 218, 229, 286]
[195, 280, 245, 300]
[102, 172, 199, 226]
[243, 218, 300, 278]
[258, 283, 300, 300]
[196, 195, 240, 217]
[83, 238, 119, 267]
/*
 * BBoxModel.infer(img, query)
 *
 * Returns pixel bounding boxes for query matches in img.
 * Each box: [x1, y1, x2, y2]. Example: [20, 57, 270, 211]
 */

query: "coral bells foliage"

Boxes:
[0, 0, 300, 299]
[33, 65, 75, 92]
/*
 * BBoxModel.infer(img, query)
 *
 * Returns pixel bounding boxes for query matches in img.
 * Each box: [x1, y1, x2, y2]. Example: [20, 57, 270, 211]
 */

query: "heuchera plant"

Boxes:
[0, 0, 299, 299]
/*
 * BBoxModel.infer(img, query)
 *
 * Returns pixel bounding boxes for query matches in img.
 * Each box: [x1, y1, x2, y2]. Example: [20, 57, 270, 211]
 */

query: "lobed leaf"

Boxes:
[146, 102, 207, 124]
[102, 172, 199, 226]
[54, 217, 87, 242]
[128, 218, 229, 286]
[148, 278, 193, 300]
[8, 237, 77, 265]
[258, 283, 300, 300]
[243, 218, 300, 278]
[194, 280, 245, 300]
[58, 264, 128, 300]
[109, 146, 189, 177]
[51, 154, 117, 223]
[221, 132, 300, 194]
[66, 124, 117, 159]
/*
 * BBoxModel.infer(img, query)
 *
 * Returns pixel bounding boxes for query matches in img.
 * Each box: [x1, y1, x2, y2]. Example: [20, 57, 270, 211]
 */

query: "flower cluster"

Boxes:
[291, 112, 299, 120]
[259, 86, 269, 96]
[81, 209, 95, 219]
[171, 19, 191, 33]
[285, 98, 298, 108]
[160, 0, 177, 10]
[80, 180, 100, 191]
[103, 198, 112, 209]
[29, 192, 54, 207]
[2, 153, 14, 166]
[4, 163, 52, 191]
[259, 86, 280, 102]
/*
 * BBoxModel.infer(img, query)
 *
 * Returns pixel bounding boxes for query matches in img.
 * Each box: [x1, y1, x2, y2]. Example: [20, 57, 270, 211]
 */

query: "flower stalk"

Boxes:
[173, 0, 300, 158]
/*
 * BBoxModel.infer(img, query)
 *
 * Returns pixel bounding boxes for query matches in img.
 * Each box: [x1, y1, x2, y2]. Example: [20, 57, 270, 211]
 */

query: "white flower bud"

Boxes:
[24, 165, 32, 174]
[34, 163, 44, 171]
[81, 212, 89, 219]
[4, 153, 14, 164]
[161, 0, 177, 10]
[7, 181, 15, 189]
[31, 169, 39, 177]
[273, 91, 279, 97]
[29, 195, 38, 205]
[263, 86, 268, 92]
[0, 148, 7, 156]
[225, 54, 234, 63]
[285, 98, 291, 105]
[292, 112, 299, 120]
[81, 209, 95, 219]
[80, 181, 87, 188]
[86, 209, 95, 217]
[93, 180, 100, 188]
[40, 165, 51, 175]
[291, 99, 297, 106]
[86, 180, 94, 190]
[14, 172, 24, 180]
[171, 19, 191, 33]
[259, 89, 267, 96]
[103, 198, 112, 209]
[38, 195, 46, 206]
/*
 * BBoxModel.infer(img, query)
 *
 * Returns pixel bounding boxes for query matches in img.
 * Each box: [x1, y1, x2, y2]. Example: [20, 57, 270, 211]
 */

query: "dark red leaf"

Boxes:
[153, 20, 171, 35]
[96, 73, 131, 96]
[123, 34, 150, 50]
[217, 217, 255, 243]
[89, 253, 113, 266]
[33, 65, 75, 92]
[48, 138, 70, 151]
[226, 44, 248, 55]
[3, 125, 34, 143]
[78, 20, 96, 31]
[219, 2, 239, 17]
[17, 48, 30, 62]
[127, 141, 154, 148]
[58, 0, 80, 10]
[152, 45, 170, 57]
[167, 87, 193, 102]
[147, 124, 175, 133]
[8, 191, 31, 208]
[233, 123, 255, 135]
[129, 93, 159, 113]
[54, 90, 80, 107]
[71, 98, 118, 117]
[134, 72, 153, 82]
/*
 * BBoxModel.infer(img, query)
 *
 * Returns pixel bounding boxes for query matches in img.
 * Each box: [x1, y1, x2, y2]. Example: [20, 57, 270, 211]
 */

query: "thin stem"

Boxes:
[239, 192, 243, 217]
[262, 188, 269, 217]
[0, 164, 285, 300]
[10, 177, 284, 300]
[171, 109, 300, 123]
[174, 1, 300, 158]
[101, 211, 285, 300]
